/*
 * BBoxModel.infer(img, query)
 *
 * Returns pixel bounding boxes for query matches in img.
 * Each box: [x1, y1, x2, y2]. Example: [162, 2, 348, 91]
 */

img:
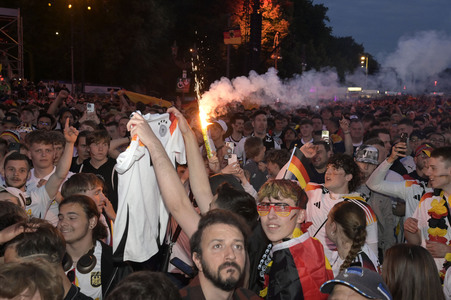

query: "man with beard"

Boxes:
[180, 209, 260, 300]
[3, 119, 78, 222]
[225, 113, 246, 147]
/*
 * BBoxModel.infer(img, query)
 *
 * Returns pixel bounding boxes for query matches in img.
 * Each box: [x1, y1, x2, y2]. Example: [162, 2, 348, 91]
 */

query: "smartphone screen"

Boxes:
[87, 103, 95, 113]
[321, 130, 330, 144]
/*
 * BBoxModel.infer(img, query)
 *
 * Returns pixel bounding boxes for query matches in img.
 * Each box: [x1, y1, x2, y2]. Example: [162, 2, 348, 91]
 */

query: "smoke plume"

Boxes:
[199, 30, 451, 117]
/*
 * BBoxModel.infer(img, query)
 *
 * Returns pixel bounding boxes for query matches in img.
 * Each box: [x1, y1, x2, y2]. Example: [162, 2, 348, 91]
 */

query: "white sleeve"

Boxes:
[367, 159, 410, 200]
[242, 182, 257, 199]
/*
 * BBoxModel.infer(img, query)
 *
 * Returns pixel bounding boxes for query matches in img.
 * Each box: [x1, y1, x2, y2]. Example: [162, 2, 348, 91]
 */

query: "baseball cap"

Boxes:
[320, 267, 392, 300]
[414, 143, 433, 157]
[2, 115, 20, 126]
[355, 145, 379, 165]
[210, 120, 228, 132]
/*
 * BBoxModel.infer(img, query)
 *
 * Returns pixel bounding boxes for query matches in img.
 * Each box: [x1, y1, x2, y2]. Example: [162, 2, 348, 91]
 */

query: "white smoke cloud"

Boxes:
[199, 68, 344, 117]
[199, 30, 451, 116]
[380, 30, 451, 92]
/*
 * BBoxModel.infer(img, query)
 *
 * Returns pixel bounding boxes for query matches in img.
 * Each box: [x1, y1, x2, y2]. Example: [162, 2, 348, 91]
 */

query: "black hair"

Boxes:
[190, 209, 250, 258]
[214, 183, 258, 229]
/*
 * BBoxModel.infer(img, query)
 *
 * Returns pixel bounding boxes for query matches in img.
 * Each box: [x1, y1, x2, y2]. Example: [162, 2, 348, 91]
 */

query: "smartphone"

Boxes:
[87, 103, 95, 113]
[170, 257, 195, 278]
[228, 153, 238, 165]
[321, 130, 330, 144]
[225, 142, 235, 154]
[399, 132, 408, 154]
[400, 132, 408, 143]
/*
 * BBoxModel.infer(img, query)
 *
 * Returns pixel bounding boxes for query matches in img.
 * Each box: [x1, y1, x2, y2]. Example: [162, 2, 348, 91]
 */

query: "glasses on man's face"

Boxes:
[257, 203, 300, 217]
[38, 121, 50, 126]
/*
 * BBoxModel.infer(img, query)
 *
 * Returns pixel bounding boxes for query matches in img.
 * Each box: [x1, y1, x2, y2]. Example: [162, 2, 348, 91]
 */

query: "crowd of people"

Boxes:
[0, 77, 451, 300]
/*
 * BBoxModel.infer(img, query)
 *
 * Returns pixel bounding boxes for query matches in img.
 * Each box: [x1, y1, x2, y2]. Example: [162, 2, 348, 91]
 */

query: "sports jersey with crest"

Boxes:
[305, 182, 378, 262]
[66, 240, 102, 300]
[114, 112, 186, 262]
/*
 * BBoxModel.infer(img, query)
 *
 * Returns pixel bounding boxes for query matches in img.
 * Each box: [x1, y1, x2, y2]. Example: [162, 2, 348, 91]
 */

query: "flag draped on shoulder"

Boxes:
[286, 147, 310, 188]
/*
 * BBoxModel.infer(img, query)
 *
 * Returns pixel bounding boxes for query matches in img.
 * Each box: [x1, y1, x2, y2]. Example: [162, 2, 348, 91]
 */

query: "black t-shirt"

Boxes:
[80, 157, 118, 211]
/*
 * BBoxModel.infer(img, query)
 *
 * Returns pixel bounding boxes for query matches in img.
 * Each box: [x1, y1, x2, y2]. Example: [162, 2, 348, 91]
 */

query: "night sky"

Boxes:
[316, 0, 451, 60]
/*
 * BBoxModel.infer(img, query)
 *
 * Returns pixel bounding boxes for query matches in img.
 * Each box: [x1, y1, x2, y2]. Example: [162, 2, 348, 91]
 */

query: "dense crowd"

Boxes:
[0, 77, 451, 300]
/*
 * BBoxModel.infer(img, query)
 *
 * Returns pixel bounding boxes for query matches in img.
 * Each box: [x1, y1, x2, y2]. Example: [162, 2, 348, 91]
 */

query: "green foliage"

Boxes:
[0, 0, 378, 95]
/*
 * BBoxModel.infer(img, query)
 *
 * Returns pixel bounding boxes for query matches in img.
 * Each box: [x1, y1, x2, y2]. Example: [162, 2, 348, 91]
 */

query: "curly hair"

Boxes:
[328, 153, 362, 192]
[329, 201, 367, 272]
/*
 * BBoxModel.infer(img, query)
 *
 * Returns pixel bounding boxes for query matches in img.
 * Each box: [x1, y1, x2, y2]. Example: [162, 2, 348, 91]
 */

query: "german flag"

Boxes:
[224, 29, 242, 45]
[286, 147, 310, 189]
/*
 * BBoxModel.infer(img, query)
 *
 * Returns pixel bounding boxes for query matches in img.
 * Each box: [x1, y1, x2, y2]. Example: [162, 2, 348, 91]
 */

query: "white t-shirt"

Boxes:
[305, 183, 378, 262]
[27, 167, 74, 226]
[114, 112, 186, 262]
[67, 240, 102, 300]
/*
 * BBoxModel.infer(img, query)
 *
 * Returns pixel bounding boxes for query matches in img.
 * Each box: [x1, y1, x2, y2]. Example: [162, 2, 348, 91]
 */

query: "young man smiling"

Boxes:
[405, 146, 451, 276]
[58, 195, 131, 299]
[301, 145, 378, 262]
[255, 179, 332, 299]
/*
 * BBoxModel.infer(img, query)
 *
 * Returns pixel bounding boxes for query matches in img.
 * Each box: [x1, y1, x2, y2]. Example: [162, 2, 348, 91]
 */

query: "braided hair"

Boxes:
[329, 201, 367, 272]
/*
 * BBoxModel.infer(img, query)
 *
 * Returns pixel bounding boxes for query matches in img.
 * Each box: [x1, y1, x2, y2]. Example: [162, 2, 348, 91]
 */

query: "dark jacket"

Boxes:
[100, 241, 133, 297]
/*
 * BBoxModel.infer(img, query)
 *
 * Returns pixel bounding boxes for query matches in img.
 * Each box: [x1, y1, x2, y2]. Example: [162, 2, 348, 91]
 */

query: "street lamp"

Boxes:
[360, 55, 368, 88]
[360, 55, 368, 75]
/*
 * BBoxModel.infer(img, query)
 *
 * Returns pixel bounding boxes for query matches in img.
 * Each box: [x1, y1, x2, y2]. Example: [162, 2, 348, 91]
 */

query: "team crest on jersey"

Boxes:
[90, 271, 101, 287]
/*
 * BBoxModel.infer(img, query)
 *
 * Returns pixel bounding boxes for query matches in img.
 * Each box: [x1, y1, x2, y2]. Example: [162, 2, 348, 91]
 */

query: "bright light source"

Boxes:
[348, 87, 362, 92]
[87, 6, 91, 10]
[68, 4, 72, 8]
[48, 3, 52, 6]
[56, 32, 59, 35]
[361, 56, 366, 60]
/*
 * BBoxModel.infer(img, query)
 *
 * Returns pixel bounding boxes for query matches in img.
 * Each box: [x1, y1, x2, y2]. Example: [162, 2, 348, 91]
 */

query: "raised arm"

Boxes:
[339, 117, 353, 156]
[108, 137, 130, 159]
[127, 112, 199, 237]
[47, 90, 69, 116]
[366, 143, 407, 199]
[45, 118, 78, 201]
[167, 107, 213, 214]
